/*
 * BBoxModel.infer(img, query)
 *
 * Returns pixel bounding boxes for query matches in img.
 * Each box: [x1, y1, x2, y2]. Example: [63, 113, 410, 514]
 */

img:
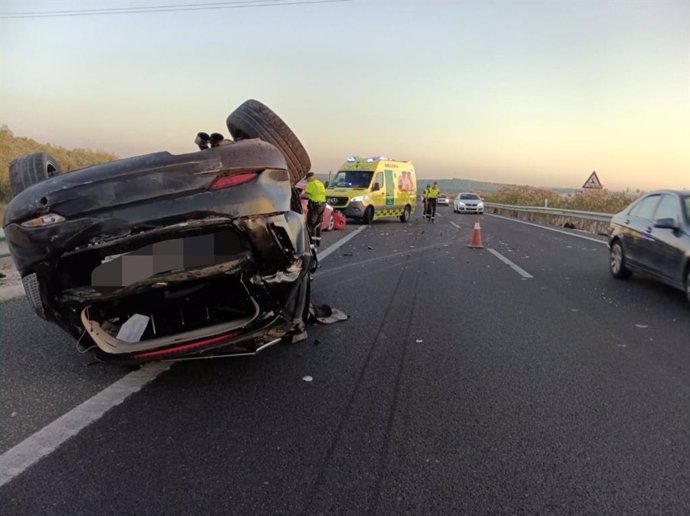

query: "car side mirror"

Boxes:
[323, 181, 329, 189]
[372, 182, 380, 192]
[653, 217, 679, 230]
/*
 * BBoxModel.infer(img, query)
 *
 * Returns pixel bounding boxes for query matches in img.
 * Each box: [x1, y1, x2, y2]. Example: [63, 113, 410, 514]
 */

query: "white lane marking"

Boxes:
[488, 213, 608, 245]
[449, 221, 461, 230]
[487, 248, 534, 279]
[317, 225, 367, 260]
[0, 362, 170, 487]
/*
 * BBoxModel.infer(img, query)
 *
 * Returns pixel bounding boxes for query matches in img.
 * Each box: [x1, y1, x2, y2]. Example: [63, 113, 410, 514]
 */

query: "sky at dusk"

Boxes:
[1, 0, 688, 191]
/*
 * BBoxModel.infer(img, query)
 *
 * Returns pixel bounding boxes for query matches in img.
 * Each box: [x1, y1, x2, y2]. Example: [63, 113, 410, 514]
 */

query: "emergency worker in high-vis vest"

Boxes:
[426, 181, 440, 222]
[302, 172, 327, 246]
[422, 184, 431, 219]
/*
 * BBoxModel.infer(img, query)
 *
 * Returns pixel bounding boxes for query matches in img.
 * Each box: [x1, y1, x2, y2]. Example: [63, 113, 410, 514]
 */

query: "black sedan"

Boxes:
[608, 189, 690, 305]
[3, 100, 315, 363]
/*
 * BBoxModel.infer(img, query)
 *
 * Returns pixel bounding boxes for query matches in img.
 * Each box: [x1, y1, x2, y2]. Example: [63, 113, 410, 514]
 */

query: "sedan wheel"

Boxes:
[327, 214, 335, 231]
[227, 99, 311, 186]
[10, 152, 63, 197]
[610, 241, 632, 279]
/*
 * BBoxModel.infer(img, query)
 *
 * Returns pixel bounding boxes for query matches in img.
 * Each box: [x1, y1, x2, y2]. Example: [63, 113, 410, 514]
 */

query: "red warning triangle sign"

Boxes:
[582, 171, 603, 189]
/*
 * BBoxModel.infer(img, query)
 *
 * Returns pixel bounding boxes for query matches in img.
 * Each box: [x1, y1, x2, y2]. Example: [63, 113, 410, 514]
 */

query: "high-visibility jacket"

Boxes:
[305, 179, 326, 203]
[427, 186, 440, 199]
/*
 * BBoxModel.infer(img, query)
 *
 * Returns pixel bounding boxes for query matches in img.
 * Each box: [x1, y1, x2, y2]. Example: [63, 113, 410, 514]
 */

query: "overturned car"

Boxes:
[3, 100, 315, 363]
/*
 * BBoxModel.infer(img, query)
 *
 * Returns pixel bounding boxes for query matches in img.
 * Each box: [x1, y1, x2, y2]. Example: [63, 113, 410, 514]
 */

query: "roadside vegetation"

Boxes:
[483, 185, 639, 214]
[0, 126, 118, 203]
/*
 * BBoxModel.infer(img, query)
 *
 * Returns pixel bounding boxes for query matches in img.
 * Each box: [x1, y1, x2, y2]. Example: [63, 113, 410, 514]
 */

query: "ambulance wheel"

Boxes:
[363, 206, 374, 225]
[227, 99, 311, 186]
[10, 152, 63, 197]
[400, 205, 411, 222]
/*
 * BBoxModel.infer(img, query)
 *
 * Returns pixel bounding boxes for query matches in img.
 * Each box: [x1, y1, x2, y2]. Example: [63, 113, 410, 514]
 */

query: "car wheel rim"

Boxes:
[611, 245, 622, 273]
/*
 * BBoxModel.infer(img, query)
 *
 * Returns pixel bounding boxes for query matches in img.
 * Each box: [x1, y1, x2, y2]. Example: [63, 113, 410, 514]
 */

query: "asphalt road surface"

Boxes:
[2, 207, 689, 515]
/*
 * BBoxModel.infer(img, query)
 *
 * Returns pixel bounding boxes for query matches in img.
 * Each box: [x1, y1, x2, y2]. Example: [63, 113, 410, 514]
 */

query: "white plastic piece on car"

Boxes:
[116, 314, 150, 343]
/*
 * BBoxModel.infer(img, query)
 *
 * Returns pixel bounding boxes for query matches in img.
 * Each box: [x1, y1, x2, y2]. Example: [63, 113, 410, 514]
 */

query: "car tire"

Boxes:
[685, 267, 690, 306]
[400, 205, 411, 223]
[226, 99, 311, 186]
[9, 152, 63, 197]
[363, 206, 374, 225]
[327, 214, 335, 231]
[610, 240, 632, 279]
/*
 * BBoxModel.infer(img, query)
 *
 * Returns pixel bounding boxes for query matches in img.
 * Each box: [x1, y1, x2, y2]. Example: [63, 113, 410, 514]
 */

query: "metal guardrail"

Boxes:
[485, 203, 613, 222]
[484, 202, 613, 236]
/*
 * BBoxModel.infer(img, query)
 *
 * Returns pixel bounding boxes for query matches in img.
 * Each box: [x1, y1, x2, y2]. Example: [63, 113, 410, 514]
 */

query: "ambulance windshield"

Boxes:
[329, 171, 373, 189]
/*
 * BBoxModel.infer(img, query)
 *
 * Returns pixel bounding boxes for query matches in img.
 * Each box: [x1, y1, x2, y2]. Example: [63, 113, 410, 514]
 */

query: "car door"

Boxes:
[623, 193, 661, 270]
[370, 170, 385, 211]
[646, 193, 687, 287]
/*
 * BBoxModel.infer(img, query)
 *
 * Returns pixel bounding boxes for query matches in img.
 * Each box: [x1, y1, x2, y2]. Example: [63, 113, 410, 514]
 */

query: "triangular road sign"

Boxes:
[582, 171, 603, 189]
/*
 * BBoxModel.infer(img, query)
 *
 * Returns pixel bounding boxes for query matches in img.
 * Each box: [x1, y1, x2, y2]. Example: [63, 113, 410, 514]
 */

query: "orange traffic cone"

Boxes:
[468, 218, 484, 249]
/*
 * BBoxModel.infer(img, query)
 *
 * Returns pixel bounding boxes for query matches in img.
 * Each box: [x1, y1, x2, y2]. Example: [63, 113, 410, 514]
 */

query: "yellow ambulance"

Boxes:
[325, 156, 417, 224]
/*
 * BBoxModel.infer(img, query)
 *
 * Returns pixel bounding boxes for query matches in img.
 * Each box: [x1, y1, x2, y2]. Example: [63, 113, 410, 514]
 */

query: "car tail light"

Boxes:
[210, 172, 257, 190]
[20, 213, 66, 228]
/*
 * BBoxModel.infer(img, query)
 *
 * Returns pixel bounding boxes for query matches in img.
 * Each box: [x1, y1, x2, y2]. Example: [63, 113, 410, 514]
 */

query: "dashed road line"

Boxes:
[487, 248, 534, 279]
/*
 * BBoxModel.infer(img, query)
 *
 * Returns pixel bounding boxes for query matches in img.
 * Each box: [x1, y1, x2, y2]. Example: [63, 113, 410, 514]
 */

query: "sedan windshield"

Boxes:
[460, 193, 480, 200]
[329, 171, 373, 189]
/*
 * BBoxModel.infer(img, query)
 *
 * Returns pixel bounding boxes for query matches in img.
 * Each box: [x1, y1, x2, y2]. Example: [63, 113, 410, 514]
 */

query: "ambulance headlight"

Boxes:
[352, 195, 368, 202]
